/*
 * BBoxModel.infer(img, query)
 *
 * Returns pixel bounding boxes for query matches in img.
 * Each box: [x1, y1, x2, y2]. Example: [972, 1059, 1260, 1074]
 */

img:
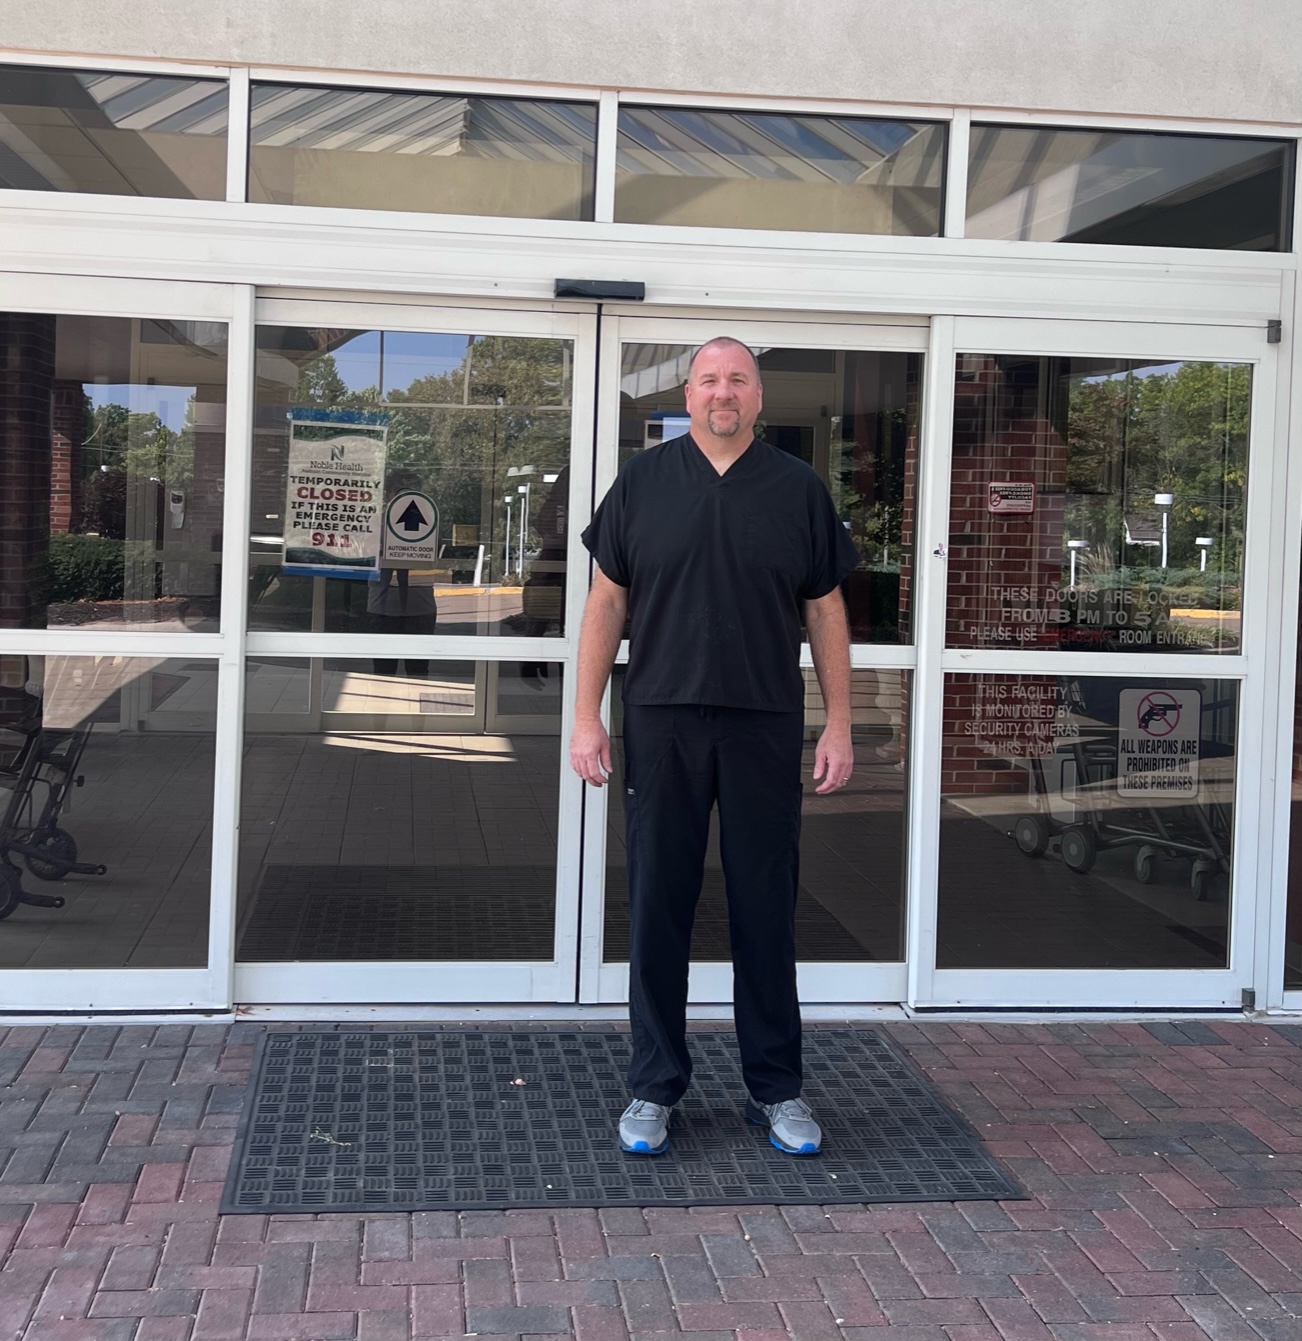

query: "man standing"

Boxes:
[571, 336, 858, 1156]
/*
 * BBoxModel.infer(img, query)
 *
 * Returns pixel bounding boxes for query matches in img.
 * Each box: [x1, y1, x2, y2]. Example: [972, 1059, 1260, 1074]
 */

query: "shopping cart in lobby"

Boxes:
[0, 721, 108, 919]
[1011, 699, 1233, 902]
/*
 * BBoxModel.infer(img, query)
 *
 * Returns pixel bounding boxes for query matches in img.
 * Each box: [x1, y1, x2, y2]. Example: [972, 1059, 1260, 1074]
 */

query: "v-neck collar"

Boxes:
[685, 433, 760, 483]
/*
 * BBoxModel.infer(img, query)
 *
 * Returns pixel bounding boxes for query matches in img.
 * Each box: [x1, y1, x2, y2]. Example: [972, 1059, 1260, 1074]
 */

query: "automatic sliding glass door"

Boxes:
[234, 300, 595, 1005]
[582, 315, 929, 1006]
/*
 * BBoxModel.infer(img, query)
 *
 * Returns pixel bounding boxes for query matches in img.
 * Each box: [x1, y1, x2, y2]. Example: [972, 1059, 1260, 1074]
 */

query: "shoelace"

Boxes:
[770, 1098, 813, 1121]
[627, 1100, 667, 1119]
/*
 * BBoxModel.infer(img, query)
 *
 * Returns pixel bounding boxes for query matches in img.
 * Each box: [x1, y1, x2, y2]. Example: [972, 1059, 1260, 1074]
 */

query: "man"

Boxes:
[571, 336, 858, 1157]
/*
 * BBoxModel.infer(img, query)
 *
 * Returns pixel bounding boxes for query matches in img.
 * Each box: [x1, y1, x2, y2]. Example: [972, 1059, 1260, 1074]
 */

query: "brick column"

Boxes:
[49, 379, 86, 535]
[943, 357, 1068, 795]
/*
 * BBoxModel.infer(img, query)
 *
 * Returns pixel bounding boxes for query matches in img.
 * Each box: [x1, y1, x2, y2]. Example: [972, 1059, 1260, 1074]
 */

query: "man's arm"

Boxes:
[569, 566, 628, 787]
[804, 588, 853, 794]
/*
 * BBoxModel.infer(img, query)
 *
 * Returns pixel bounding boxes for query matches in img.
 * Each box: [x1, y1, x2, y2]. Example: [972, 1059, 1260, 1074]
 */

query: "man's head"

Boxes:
[684, 336, 763, 443]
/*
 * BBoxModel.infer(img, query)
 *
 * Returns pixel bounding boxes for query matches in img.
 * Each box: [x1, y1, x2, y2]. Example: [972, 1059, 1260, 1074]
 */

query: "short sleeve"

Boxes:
[580, 474, 631, 587]
[803, 481, 860, 600]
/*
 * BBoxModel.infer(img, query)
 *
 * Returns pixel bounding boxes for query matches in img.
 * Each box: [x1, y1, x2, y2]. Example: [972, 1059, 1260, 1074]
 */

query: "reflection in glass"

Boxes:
[0, 313, 228, 630]
[619, 343, 920, 642]
[0, 654, 215, 968]
[1285, 553, 1302, 991]
[249, 85, 596, 220]
[0, 65, 228, 198]
[604, 668, 907, 963]
[238, 659, 562, 962]
[966, 126, 1292, 250]
[947, 355, 1249, 654]
[937, 673, 1236, 969]
[251, 328, 573, 637]
[615, 106, 944, 235]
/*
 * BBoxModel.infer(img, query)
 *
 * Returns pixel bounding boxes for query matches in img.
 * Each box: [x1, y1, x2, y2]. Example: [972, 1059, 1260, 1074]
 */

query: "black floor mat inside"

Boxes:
[220, 1029, 1023, 1213]
[238, 866, 868, 962]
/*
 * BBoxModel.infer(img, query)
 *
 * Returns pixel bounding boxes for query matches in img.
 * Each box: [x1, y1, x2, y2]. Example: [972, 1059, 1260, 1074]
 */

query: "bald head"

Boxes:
[683, 335, 764, 446]
[687, 336, 761, 384]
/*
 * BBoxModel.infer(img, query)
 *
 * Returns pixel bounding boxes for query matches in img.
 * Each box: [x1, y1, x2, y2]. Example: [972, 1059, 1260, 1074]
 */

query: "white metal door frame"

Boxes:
[227, 295, 598, 1005]
[909, 315, 1279, 1010]
[580, 311, 928, 1006]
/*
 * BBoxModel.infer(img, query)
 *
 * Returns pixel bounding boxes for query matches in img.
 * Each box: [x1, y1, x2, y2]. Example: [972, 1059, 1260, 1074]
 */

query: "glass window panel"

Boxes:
[0, 654, 216, 968]
[966, 125, 1292, 251]
[616, 105, 944, 234]
[251, 327, 573, 637]
[0, 65, 227, 198]
[938, 673, 1236, 969]
[947, 355, 1249, 654]
[248, 84, 596, 220]
[604, 667, 907, 963]
[0, 313, 228, 631]
[619, 343, 920, 643]
[237, 658, 562, 963]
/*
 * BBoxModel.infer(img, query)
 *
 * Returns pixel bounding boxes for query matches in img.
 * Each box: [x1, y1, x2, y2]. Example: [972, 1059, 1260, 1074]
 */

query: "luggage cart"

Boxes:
[1012, 721, 1231, 901]
[0, 723, 108, 920]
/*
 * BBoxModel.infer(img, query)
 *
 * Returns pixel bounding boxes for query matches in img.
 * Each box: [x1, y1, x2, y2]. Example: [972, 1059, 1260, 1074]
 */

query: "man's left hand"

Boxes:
[811, 725, 853, 795]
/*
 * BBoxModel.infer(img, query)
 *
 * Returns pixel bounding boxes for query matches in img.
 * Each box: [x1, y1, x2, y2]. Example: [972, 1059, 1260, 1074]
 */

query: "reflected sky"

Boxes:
[84, 383, 197, 432]
[323, 331, 473, 399]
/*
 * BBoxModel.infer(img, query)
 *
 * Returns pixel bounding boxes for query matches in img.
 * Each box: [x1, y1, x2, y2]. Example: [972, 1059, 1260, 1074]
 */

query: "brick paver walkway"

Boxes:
[0, 1020, 1298, 1341]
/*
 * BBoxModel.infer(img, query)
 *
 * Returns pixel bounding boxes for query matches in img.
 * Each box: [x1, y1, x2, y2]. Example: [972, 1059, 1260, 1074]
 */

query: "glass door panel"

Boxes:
[250, 325, 574, 640]
[916, 317, 1274, 1009]
[585, 316, 926, 1005]
[237, 657, 563, 965]
[604, 666, 909, 967]
[947, 353, 1249, 655]
[238, 300, 593, 1005]
[938, 672, 1239, 969]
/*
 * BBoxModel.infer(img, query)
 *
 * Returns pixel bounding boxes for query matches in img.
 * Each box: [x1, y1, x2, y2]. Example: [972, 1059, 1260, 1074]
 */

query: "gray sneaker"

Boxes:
[745, 1096, 822, 1154]
[618, 1099, 671, 1155]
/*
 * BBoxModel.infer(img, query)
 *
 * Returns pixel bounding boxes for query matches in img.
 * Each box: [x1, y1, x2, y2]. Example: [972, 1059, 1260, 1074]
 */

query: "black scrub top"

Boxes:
[581, 434, 860, 713]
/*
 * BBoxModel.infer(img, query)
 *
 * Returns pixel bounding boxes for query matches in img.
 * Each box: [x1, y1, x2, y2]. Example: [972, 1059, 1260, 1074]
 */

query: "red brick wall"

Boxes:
[943, 357, 1067, 797]
[49, 379, 85, 535]
[0, 313, 54, 633]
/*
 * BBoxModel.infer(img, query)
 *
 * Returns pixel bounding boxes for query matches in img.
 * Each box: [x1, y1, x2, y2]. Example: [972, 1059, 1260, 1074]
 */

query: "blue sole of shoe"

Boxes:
[619, 1139, 668, 1155]
[746, 1110, 820, 1155]
[768, 1135, 819, 1155]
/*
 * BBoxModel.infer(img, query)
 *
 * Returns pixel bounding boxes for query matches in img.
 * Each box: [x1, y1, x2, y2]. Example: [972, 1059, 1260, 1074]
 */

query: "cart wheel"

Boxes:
[0, 865, 23, 920]
[1134, 845, 1158, 885]
[1060, 825, 1098, 875]
[24, 829, 77, 882]
[1013, 815, 1050, 857]
[1191, 859, 1214, 902]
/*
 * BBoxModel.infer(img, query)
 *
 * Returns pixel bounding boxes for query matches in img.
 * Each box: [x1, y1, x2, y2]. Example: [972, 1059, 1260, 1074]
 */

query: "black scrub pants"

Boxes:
[622, 702, 805, 1107]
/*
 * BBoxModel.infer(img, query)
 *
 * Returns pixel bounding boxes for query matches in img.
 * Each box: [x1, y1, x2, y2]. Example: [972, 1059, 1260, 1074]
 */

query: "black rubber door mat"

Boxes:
[221, 1029, 1023, 1213]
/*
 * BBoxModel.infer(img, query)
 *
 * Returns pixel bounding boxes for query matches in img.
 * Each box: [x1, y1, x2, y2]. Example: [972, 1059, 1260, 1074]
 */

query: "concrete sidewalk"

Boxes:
[0, 1019, 1297, 1341]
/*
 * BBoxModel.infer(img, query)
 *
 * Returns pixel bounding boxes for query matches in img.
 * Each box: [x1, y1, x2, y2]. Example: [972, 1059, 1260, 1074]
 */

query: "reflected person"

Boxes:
[520, 465, 569, 686]
[369, 470, 438, 678]
[570, 337, 858, 1156]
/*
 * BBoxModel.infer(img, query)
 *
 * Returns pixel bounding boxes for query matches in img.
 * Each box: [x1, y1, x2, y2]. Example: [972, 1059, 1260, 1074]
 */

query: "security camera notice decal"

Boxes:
[987, 481, 1035, 514]
[1117, 688, 1200, 797]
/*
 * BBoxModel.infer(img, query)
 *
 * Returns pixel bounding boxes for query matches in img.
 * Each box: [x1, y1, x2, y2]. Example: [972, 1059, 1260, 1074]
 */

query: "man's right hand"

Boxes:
[570, 716, 613, 787]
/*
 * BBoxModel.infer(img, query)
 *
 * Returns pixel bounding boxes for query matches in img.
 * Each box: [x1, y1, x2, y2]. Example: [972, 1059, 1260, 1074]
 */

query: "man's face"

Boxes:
[684, 343, 762, 442]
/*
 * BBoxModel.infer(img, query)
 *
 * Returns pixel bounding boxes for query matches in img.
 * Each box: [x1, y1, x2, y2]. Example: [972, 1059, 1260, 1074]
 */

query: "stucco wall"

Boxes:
[3, 0, 1299, 126]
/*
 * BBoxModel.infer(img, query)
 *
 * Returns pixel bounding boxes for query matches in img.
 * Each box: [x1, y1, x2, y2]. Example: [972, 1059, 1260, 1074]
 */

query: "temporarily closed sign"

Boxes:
[283, 411, 387, 579]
